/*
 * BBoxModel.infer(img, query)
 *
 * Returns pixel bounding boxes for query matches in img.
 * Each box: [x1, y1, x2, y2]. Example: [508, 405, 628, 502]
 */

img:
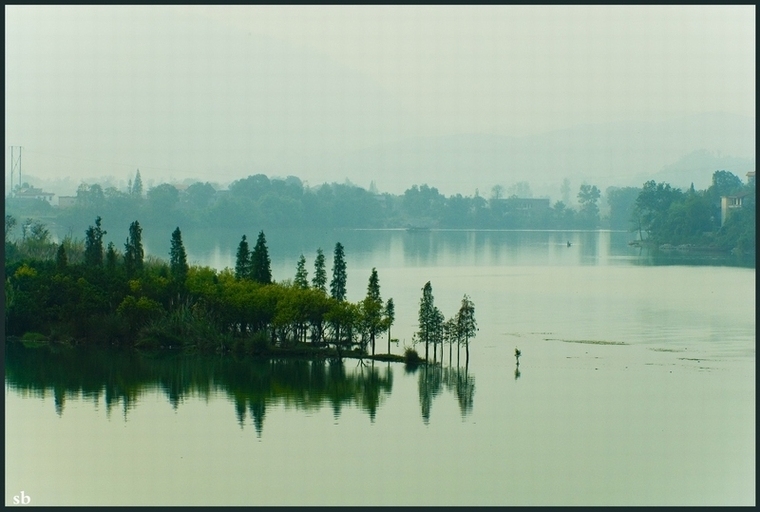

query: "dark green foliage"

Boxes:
[137, 302, 229, 351]
[105, 243, 117, 272]
[627, 171, 755, 252]
[84, 216, 107, 267]
[330, 242, 347, 301]
[417, 281, 435, 361]
[404, 347, 423, 365]
[294, 254, 309, 289]
[169, 227, 189, 285]
[384, 298, 395, 355]
[235, 235, 250, 280]
[124, 220, 144, 276]
[312, 248, 327, 293]
[250, 231, 272, 285]
[632, 181, 685, 240]
[56, 243, 68, 270]
[361, 268, 384, 355]
[4, 220, 417, 362]
[456, 294, 477, 364]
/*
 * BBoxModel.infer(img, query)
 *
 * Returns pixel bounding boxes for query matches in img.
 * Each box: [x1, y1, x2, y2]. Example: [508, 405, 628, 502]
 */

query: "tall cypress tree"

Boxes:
[294, 254, 309, 289]
[417, 281, 435, 362]
[132, 169, 143, 198]
[330, 242, 347, 301]
[456, 294, 477, 366]
[362, 267, 383, 356]
[312, 248, 327, 293]
[250, 231, 272, 284]
[235, 235, 250, 280]
[124, 220, 144, 276]
[170, 227, 189, 285]
[385, 298, 395, 355]
[84, 216, 106, 267]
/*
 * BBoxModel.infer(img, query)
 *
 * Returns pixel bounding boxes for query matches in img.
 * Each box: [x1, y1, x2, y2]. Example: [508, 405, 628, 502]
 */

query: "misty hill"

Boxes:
[317, 112, 754, 196]
[646, 149, 756, 191]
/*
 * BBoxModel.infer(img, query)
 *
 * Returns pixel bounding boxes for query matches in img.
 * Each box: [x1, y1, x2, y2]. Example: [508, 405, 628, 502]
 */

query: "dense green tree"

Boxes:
[361, 268, 384, 356]
[56, 243, 68, 270]
[146, 184, 180, 216]
[105, 242, 117, 273]
[577, 184, 601, 227]
[84, 216, 107, 267]
[229, 174, 271, 201]
[294, 254, 309, 289]
[235, 235, 250, 280]
[170, 227, 189, 285]
[708, 170, 744, 201]
[124, 220, 144, 276]
[456, 294, 477, 366]
[444, 316, 458, 367]
[250, 231, 272, 285]
[403, 184, 446, 224]
[632, 181, 684, 241]
[384, 298, 395, 355]
[131, 169, 144, 198]
[76, 183, 106, 211]
[330, 242, 347, 301]
[181, 181, 216, 209]
[660, 192, 713, 243]
[312, 248, 327, 293]
[706, 170, 745, 227]
[417, 281, 435, 362]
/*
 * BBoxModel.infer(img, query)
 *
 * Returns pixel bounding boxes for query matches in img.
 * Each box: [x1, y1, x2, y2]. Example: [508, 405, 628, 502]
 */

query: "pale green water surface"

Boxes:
[5, 230, 755, 505]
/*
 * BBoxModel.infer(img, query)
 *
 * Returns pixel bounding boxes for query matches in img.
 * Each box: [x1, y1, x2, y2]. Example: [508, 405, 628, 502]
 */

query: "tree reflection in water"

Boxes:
[410, 363, 475, 424]
[5, 343, 393, 437]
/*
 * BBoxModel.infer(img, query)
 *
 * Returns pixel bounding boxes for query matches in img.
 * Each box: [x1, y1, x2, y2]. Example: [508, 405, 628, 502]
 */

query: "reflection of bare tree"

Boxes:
[417, 365, 444, 424]
[455, 367, 475, 417]
[416, 364, 474, 423]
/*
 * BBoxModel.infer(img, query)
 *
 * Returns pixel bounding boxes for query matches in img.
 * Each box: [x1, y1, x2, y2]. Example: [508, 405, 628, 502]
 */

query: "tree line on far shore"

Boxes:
[7, 169, 754, 255]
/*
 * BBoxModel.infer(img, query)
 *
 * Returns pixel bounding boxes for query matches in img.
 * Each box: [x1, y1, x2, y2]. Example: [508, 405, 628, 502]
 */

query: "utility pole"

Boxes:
[9, 145, 22, 195]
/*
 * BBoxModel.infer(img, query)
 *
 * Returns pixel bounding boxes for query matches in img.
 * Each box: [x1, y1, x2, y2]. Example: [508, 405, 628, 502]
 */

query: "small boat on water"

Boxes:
[567, 241, 572, 247]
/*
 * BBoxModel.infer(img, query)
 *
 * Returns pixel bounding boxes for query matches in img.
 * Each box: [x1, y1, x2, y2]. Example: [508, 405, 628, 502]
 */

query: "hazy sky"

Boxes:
[5, 5, 756, 193]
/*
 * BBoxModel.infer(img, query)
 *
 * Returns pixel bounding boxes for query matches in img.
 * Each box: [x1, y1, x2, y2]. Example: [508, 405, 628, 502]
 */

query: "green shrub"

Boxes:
[404, 347, 423, 365]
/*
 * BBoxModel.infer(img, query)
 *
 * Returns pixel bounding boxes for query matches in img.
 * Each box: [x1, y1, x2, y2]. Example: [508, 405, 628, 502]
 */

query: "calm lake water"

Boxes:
[5, 230, 755, 505]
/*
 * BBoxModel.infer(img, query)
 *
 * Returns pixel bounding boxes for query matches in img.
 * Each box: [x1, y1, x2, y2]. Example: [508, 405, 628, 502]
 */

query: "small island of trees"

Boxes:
[5, 216, 477, 366]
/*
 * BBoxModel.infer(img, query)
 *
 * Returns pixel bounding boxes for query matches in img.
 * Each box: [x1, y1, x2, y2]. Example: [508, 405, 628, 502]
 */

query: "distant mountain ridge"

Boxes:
[316, 112, 754, 196]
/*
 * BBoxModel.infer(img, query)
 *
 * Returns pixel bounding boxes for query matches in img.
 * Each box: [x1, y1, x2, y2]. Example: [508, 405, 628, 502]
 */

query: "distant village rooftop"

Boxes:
[12, 184, 55, 202]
